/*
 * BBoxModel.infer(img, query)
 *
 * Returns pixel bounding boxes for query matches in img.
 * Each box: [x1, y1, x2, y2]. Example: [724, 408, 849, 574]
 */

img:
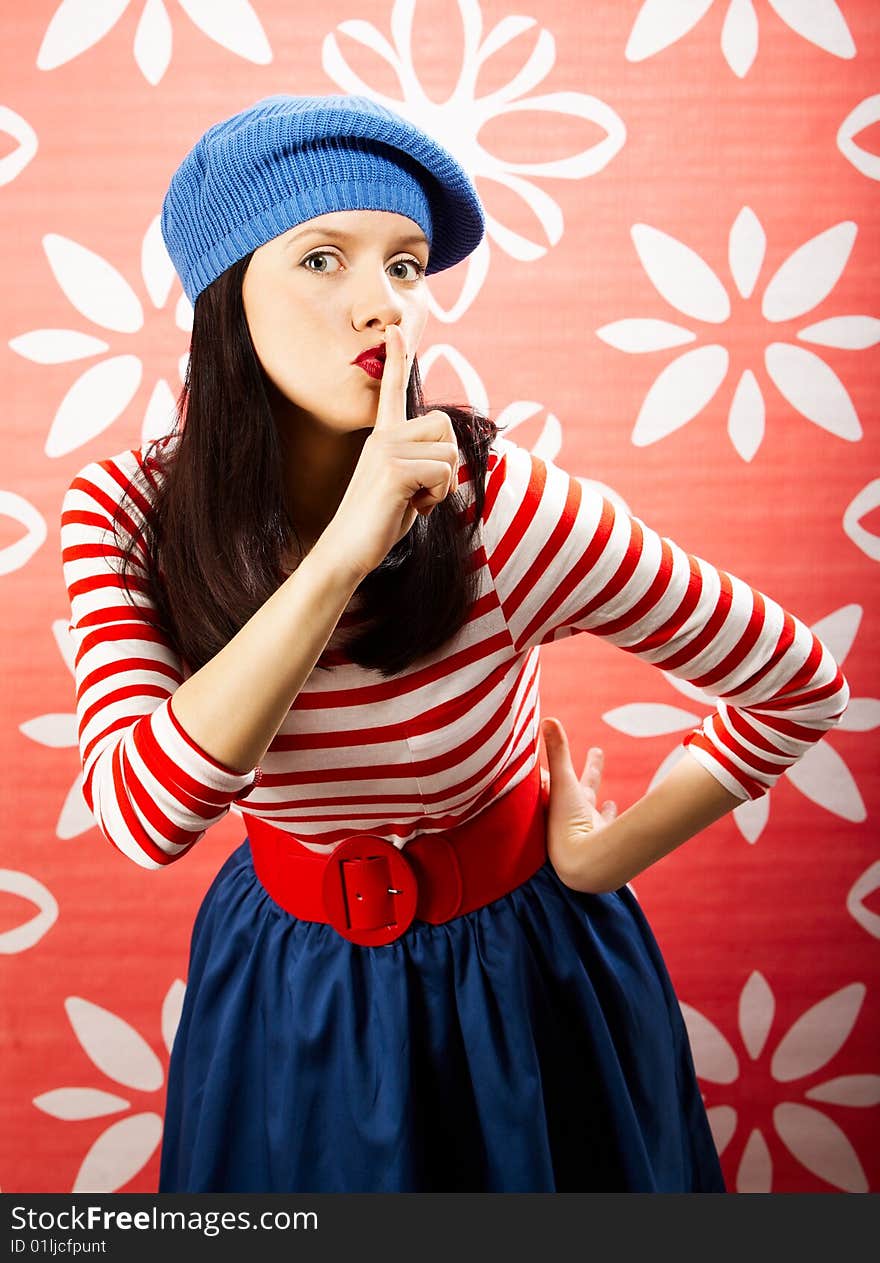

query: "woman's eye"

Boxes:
[301, 252, 341, 273]
[389, 258, 426, 281]
[300, 252, 425, 280]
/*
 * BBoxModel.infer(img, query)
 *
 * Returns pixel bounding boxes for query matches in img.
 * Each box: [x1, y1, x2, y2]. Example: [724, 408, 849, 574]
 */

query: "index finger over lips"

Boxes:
[373, 323, 408, 432]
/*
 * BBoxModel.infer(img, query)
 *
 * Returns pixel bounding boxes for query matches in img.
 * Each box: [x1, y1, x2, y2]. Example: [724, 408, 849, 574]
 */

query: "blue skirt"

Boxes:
[158, 838, 726, 1193]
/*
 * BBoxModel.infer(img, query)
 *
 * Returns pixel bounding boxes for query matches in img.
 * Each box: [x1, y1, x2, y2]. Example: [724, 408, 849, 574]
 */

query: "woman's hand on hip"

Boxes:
[540, 717, 618, 893]
[320, 323, 460, 579]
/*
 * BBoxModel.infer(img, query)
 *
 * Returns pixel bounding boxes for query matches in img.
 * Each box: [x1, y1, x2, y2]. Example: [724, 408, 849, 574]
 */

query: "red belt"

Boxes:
[244, 764, 549, 947]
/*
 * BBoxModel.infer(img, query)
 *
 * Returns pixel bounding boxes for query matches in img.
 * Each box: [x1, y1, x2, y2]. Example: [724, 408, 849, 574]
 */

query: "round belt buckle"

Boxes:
[322, 835, 418, 947]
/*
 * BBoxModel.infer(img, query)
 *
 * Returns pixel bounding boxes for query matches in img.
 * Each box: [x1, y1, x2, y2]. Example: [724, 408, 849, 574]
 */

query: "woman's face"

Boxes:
[242, 209, 431, 432]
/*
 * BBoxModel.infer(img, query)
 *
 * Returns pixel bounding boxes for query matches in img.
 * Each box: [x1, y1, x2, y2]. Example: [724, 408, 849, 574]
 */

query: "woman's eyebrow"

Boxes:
[284, 226, 429, 250]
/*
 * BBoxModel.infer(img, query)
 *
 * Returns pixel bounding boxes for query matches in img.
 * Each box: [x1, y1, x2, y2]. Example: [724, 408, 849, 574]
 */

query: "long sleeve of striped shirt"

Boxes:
[61, 450, 261, 869]
[479, 434, 850, 801]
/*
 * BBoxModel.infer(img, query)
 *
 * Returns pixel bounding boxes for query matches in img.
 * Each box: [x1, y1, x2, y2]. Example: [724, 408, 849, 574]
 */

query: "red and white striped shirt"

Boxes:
[60, 433, 850, 870]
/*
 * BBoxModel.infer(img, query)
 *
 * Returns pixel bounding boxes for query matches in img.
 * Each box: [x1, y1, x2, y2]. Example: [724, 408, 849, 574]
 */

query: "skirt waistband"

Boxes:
[243, 764, 549, 946]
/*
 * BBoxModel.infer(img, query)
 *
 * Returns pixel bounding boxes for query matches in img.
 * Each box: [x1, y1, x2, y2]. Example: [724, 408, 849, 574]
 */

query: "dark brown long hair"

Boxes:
[112, 252, 499, 678]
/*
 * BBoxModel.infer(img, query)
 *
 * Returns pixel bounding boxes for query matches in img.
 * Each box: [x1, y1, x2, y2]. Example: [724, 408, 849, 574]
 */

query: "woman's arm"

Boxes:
[542, 718, 743, 894]
[169, 538, 363, 774]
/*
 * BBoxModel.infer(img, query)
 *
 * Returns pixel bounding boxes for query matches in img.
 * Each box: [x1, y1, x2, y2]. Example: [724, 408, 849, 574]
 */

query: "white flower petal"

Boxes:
[478, 15, 538, 65]
[33, 1088, 129, 1120]
[496, 92, 626, 179]
[705, 1105, 737, 1156]
[46, 356, 143, 458]
[727, 369, 765, 461]
[0, 869, 58, 954]
[162, 980, 186, 1055]
[20, 713, 78, 749]
[495, 403, 562, 461]
[678, 1002, 739, 1084]
[632, 346, 729, 446]
[729, 207, 766, 300]
[765, 0, 856, 58]
[57, 773, 96, 841]
[489, 91, 628, 183]
[174, 291, 193, 332]
[65, 997, 164, 1092]
[482, 208, 547, 262]
[798, 316, 880, 349]
[722, 0, 759, 78]
[480, 169, 564, 248]
[846, 860, 880, 940]
[176, 0, 272, 65]
[625, 0, 715, 62]
[632, 225, 730, 322]
[837, 94, 880, 181]
[334, 18, 398, 64]
[322, 33, 398, 99]
[0, 491, 46, 575]
[739, 970, 774, 1060]
[134, 0, 172, 86]
[810, 603, 859, 665]
[765, 343, 861, 440]
[837, 698, 880, 733]
[661, 673, 714, 706]
[425, 241, 489, 323]
[771, 983, 865, 1082]
[602, 703, 700, 737]
[805, 1075, 880, 1107]
[141, 378, 177, 447]
[484, 27, 556, 108]
[736, 1128, 772, 1192]
[732, 790, 770, 844]
[784, 739, 865, 822]
[762, 222, 857, 321]
[596, 319, 696, 352]
[646, 745, 688, 795]
[72, 1113, 163, 1193]
[843, 479, 880, 562]
[418, 343, 490, 415]
[55, 616, 77, 674]
[37, 0, 132, 70]
[8, 329, 109, 364]
[773, 1103, 867, 1192]
[0, 106, 38, 186]
[495, 402, 542, 441]
[43, 234, 144, 333]
[531, 414, 562, 463]
[142, 216, 176, 310]
[178, 352, 189, 384]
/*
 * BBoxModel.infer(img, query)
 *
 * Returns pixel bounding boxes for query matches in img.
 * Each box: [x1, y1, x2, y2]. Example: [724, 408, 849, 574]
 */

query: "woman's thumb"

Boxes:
[541, 718, 579, 792]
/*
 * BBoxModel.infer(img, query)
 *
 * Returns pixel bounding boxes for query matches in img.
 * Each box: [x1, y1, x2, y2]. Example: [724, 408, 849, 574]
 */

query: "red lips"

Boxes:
[353, 343, 387, 367]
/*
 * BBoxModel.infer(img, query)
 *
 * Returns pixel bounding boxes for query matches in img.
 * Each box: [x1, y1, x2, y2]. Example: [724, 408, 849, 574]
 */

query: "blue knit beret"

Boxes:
[161, 93, 486, 304]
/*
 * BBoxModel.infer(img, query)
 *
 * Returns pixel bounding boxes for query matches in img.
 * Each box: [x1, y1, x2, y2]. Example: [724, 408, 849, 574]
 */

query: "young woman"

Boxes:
[60, 93, 850, 1193]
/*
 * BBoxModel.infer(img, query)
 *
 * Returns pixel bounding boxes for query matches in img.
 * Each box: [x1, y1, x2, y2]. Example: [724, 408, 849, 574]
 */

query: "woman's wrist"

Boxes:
[556, 750, 747, 894]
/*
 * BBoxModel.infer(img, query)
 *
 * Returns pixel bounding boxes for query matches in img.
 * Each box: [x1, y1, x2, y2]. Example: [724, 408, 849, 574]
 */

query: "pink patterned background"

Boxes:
[2, 0, 878, 1193]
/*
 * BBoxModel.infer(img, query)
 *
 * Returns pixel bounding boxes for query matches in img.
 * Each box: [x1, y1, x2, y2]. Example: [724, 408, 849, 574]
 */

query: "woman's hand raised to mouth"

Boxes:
[321, 324, 461, 581]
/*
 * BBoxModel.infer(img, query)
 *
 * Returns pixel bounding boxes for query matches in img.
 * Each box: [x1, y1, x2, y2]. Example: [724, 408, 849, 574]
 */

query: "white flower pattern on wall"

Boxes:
[603, 604, 870, 843]
[33, 982, 185, 1192]
[0, 106, 38, 186]
[838, 95, 880, 182]
[21, 619, 104, 841]
[682, 971, 880, 1192]
[36, 0, 271, 85]
[8, 217, 192, 458]
[626, 0, 855, 79]
[596, 208, 880, 459]
[322, 0, 625, 320]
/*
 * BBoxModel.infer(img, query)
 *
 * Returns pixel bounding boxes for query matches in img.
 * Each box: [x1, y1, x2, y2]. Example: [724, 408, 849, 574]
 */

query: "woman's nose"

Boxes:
[350, 266, 405, 329]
